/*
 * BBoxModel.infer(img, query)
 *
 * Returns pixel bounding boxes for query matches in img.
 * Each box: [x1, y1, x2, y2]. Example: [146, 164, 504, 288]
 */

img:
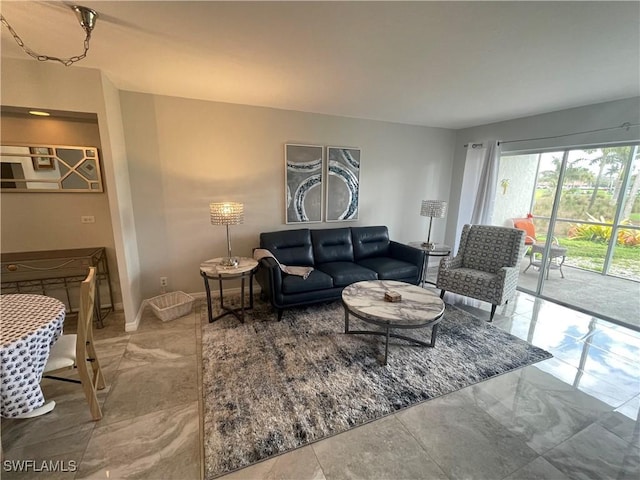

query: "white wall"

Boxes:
[492, 153, 539, 227]
[448, 97, 640, 249]
[119, 92, 456, 300]
[1, 58, 142, 330]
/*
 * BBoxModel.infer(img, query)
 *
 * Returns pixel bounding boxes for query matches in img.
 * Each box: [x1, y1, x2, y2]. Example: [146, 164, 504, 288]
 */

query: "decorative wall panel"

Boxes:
[326, 146, 360, 222]
[285, 144, 324, 223]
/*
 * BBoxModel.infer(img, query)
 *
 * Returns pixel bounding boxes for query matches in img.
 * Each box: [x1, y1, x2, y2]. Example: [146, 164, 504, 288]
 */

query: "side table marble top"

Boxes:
[408, 242, 451, 255]
[200, 257, 258, 277]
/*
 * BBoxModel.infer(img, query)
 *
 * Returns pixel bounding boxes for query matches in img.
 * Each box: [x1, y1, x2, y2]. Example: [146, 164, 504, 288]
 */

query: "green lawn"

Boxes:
[555, 238, 640, 279]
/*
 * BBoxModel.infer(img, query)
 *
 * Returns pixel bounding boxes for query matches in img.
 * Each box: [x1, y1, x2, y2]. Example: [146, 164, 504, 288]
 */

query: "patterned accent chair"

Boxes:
[436, 224, 525, 321]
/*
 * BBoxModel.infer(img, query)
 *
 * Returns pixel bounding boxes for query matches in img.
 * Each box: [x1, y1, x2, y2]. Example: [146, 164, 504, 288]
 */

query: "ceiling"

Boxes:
[1, 1, 639, 129]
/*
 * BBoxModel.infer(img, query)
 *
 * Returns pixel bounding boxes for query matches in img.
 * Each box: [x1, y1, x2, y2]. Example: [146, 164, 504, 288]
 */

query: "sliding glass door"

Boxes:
[494, 143, 640, 330]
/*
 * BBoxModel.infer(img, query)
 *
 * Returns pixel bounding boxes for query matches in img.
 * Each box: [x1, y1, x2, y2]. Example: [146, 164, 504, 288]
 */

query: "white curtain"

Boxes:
[470, 140, 501, 225]
[454, 141, 499, 250]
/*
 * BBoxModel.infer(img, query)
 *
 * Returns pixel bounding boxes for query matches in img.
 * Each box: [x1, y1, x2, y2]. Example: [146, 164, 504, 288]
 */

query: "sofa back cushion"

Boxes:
[311, 228, 354, 264]
[260, 229, 314, 266]
[352, 226, 390, 260]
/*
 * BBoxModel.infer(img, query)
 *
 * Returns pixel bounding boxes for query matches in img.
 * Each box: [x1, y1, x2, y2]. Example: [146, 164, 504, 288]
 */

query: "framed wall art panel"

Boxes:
[326, 146, 360, 222]
[285, 144, 324, 224]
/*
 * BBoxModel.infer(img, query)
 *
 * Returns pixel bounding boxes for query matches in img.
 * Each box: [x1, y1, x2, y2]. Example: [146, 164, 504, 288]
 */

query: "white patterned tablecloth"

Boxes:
[1, 294, 66, 418]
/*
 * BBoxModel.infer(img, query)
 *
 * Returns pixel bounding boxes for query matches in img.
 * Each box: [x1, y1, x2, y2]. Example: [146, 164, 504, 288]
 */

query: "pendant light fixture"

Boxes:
[0, 5, 98, 67]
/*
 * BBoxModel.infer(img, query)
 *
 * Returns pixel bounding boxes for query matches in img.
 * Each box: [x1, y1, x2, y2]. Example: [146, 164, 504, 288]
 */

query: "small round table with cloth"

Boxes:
[1, 294, 66, 418]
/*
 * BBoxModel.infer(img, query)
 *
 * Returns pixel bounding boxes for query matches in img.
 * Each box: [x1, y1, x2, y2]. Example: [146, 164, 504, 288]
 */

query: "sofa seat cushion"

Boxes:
[316, 262, 377, 287]
[281, 270, 334, 294]
[356, 257, 418, 280]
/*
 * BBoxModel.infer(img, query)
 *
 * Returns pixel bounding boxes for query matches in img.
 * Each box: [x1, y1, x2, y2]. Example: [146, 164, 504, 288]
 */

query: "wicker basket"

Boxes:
[148, 291, 195, 322]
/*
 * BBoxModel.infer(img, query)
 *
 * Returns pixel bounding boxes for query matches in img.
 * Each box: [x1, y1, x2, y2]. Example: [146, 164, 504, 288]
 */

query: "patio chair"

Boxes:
[43, 267, 105, 420]
[436, 224, 525, 321]
[512, 217, 559, 247]
[512, 218, 566, 277]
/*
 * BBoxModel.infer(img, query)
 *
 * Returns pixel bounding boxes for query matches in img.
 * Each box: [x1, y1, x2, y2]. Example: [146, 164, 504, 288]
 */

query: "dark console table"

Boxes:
[0, 247, 114, 328]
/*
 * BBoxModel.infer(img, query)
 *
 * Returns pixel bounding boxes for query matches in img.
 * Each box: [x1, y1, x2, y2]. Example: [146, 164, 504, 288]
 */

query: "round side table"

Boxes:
[200, 257, 258, 323]
[408, 242, 451, 286]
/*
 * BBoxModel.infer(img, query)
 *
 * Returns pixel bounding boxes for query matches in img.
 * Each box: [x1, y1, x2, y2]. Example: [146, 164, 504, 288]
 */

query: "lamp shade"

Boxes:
[210, 202, 244, 225]
[420, 200, 447, 218]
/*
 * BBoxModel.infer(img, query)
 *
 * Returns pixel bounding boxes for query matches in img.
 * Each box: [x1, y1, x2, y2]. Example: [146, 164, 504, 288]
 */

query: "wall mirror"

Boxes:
[0, 144, 104, 192]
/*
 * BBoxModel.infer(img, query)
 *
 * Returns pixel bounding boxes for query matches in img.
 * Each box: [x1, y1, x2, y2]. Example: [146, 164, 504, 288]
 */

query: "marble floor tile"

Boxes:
[100, 355, 198, 426]
[587, 327, 640, 364]
[508, 293, 539, 314]
[535, 356, 638, 408]
[503, 456, 571, 480]
[220, 446, 326, 480]
[118, 328, 197, 369]
[528, 313, 598, 344]
[2, 376, 104, 452]
[544, 423, 640, 480]
[92, 312, 130, 341]
[551, 340, 640, 399]
[93, 335, 131, 360]
[76, 402, 200, 479]
[396, 389, 538, 480]
[476, 363, 613, 454]
[598, 394, 640, 445]
[312, 415, 447, 480]
[491, 313, 532, 338]
[605, 322, 640, 339]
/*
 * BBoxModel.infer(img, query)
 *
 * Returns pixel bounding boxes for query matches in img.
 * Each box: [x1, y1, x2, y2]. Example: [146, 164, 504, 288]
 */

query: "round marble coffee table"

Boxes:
[342, 280, 445, 365]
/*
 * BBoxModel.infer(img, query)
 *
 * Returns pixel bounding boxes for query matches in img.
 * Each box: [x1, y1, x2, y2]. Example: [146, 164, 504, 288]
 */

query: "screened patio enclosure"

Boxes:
[493, 143, 640, 331]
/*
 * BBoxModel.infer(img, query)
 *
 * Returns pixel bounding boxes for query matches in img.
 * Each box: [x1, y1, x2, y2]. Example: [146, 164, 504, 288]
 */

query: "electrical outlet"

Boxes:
[81, 215, 95, 224]
[160, 276, 168, 287]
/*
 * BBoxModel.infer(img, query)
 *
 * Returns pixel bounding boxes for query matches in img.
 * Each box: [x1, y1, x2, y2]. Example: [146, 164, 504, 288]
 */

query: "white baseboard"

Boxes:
[125, 299, 148, 332]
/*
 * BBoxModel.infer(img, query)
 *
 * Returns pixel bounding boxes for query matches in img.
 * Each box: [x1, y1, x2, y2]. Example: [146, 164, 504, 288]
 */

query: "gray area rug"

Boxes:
[201, 297, 552, 479]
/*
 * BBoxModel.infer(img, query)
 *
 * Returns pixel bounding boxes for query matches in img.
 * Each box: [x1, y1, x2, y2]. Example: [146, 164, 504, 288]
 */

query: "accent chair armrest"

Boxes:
[496, 265, 520, 303]
[439, 255, 463, 271]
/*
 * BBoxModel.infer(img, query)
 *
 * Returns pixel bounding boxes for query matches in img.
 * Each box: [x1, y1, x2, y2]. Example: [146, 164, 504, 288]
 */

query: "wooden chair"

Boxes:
[43, 267, 105, 420]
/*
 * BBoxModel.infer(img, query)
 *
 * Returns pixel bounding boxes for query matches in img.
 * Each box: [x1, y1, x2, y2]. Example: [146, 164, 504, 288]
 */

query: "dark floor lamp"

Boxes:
[210, 202, 244, 267]
[420, 200, 447, 250]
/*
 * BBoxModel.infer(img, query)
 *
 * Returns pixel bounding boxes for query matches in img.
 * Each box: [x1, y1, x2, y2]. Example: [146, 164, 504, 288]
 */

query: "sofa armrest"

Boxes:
[389, 241, 425, 267]
[255, 257, 283, 302]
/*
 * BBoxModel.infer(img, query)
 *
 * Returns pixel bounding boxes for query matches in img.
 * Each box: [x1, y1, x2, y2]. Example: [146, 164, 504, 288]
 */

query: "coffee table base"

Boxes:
[344, 308, 439, 365]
